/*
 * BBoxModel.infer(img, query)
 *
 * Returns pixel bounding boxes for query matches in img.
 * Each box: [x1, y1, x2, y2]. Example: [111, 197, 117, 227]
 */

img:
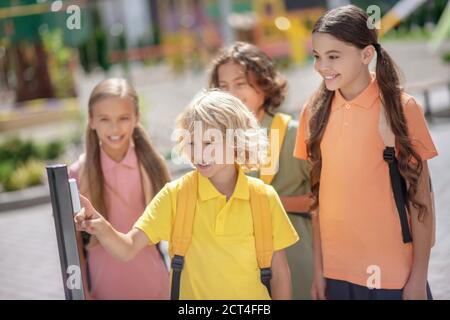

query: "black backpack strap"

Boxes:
[81, 231, 92, 291]
[260, 268, 272, 297]
[383, 147, 413, 243]
[170, 255, 185, 300]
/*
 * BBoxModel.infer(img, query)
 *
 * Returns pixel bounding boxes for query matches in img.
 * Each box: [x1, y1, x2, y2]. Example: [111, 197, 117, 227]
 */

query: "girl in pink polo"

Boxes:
[294, 5, 437, 300]
[69, 78, 170, 299]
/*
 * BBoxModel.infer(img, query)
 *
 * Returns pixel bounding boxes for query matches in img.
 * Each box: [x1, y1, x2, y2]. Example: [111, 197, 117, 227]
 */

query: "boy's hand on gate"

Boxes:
[74, 195, 109, 236]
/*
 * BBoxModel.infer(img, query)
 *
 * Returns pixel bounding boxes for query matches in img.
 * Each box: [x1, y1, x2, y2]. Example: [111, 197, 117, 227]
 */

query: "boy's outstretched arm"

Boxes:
[270, 249, 292, 300]
[74, 195, 150, 262]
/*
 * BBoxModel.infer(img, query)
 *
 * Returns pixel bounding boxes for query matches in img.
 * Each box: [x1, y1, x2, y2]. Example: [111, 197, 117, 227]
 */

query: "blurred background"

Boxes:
[0, 0, 449, 299]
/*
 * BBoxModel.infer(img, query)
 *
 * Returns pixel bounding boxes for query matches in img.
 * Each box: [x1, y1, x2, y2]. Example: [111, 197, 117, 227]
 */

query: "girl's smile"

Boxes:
[89, 96, 139, 162]
[195, 162, 213, 171]
[107, 134, 126, 143]
[323, 73, 341, 87]
[312, 33, 375, 99]
[323, 73, 340, 81]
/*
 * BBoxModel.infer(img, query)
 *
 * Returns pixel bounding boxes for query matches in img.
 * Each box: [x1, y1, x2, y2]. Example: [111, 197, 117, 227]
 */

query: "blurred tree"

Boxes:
[0, 0, 53, 101]
[0, 40, 9, 92]
[13, 41, 54, 101]
[148, 0, 161, 45]
[430, 0, 448, 24]
[0, 0, 90, 102]
[77, 4, 110, 73]
[42, 29, 76, 97]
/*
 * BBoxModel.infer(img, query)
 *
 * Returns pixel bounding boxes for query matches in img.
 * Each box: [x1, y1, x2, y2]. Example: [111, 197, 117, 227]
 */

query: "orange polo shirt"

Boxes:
[293, 76, 438, 289]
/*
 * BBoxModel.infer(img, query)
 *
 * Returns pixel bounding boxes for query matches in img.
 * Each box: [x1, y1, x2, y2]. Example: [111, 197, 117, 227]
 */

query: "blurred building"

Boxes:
[102, 0, 328, 69]
[1, 0, 448, 106]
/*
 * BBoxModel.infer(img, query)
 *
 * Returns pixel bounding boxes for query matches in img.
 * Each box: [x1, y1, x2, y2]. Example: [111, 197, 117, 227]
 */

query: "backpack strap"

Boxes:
[171, 171, 197, 300]
[260, 112, 292, 185]
[171, 171, 274, 299]
[248, 178, 274, 296]
[379, 103, 412, 243]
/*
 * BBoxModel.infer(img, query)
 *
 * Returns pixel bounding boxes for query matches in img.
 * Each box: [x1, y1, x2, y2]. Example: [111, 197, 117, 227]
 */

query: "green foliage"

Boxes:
[3, 159, 45, 192]
[442, 51, 450, 64]
[41, 29, 76, 97]
[0, 137, 67, 192]
[0, 138, 41, 164]
[3, 165, 29, 192]
[22, 159, 45, 187]
[43, 140, 65, 160]
[352, 0, 448, 42]
[77, 5, 110, 74]
[96, 28, 110, 72]
[0, 160, 15, 185]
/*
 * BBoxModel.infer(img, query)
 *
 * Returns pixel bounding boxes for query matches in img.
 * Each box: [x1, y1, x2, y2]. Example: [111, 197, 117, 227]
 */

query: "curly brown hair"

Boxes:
[307, 5, 426, 220]
[208, 42, 287, 115]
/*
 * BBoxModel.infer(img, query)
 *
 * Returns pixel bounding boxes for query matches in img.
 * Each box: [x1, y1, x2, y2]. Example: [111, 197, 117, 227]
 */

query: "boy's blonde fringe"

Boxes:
[175, 89, 269, 171]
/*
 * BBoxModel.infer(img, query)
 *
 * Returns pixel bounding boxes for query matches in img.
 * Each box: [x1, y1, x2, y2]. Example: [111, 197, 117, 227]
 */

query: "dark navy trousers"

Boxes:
[326, 278, 433, 300]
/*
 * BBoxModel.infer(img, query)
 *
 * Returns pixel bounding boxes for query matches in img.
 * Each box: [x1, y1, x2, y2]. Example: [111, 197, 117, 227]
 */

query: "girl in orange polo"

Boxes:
[294, 5, 437, 300]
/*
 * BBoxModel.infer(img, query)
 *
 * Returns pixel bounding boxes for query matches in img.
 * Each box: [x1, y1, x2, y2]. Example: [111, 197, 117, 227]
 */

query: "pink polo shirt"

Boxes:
[69, 145, 170, 299]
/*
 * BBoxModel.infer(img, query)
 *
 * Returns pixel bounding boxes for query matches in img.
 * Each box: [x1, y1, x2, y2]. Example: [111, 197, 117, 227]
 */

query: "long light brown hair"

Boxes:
[82, 78, 170, 217]
[208, 42, 287, 115]
[307, 5, 426, 219]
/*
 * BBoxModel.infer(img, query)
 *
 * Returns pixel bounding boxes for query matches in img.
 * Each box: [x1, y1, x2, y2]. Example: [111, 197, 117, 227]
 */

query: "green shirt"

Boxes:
[247, 112, 311, 199]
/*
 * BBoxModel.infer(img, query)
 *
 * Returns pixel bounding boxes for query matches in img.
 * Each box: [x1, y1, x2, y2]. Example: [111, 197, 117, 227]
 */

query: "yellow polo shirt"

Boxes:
[134, 167, 299, 299]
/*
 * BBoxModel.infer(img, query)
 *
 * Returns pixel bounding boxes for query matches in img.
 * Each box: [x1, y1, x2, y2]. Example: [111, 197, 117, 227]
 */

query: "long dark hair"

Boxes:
[307, 5, 425, 219]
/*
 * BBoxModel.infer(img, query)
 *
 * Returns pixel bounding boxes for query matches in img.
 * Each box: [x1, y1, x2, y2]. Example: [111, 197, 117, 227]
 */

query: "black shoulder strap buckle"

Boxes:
[171, 255, 185, 272]
[170, 255, 185, 300]
[383, 147, 395, 163]
[260, 268, 272, 296]
[260, 267, 272, 281]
